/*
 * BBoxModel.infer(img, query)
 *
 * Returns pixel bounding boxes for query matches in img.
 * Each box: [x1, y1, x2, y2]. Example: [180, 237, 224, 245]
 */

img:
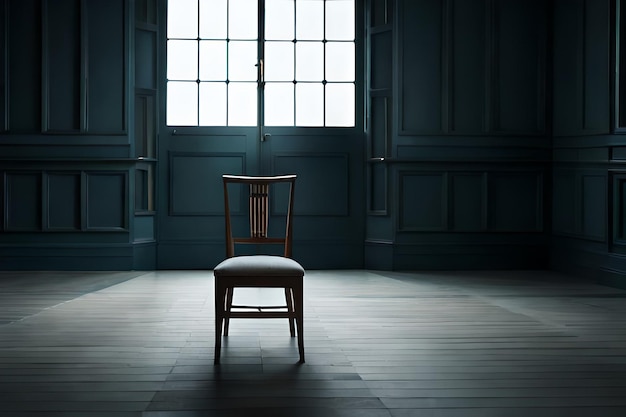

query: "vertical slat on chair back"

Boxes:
[222, 174, 296, 259]
[250, 183, 269, 238]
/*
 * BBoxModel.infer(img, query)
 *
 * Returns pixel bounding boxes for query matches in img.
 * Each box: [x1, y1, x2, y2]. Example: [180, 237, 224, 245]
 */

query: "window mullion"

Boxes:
[258, 0, 265, 131]
[196, 0, 200, 126]
[323, 0, 327, 126]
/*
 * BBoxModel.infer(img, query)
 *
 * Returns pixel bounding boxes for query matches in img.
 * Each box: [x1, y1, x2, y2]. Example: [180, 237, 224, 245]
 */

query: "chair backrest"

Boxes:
[222, 174, 297, 258]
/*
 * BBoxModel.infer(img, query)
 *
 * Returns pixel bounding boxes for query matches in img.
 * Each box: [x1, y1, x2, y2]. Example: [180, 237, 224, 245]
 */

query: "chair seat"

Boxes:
[214, 255, 304, 278]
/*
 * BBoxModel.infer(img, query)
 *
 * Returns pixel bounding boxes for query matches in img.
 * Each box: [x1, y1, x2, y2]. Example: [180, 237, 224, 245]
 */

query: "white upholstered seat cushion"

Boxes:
[214, 255, 304, 277]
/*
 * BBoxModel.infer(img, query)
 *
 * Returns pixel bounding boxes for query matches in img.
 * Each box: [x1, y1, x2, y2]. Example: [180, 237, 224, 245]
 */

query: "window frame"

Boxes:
[164, 0, 364, 133]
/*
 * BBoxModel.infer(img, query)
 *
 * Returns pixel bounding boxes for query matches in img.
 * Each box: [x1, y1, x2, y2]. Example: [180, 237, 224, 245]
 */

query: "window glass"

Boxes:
[266, 0, 294, 40]
[326, 0, 354, 40]
[167, 82, 198, 126]
[296, 0, 323, 40]
[296, 42, 323, 81]
[325, 42, 355, 82]
[167, 40, 197, 80]
[199, 41, 227, 81]
[199, 0, 227, 39]
[168, 0, 197, 39]
[296, 83, 324, 126]
[228, 83, 257, 126]
[265, 83, 295, 126]
[200, 82, 227, 125]
[265, 42, 294, 81]
[228, 41, 258, 81]
[326, 83, 354, 126]
[229, 0, 258, 39]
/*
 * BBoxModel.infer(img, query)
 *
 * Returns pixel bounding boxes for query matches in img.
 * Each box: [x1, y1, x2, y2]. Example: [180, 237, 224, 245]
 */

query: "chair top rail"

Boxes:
[223, 174, 296, 184]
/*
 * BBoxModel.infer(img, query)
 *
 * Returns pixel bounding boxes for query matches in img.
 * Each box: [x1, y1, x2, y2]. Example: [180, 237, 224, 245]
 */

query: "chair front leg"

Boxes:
[224, 287, 234, 336]
[293, 283, 305, 363]
[214, 278, 228, 365]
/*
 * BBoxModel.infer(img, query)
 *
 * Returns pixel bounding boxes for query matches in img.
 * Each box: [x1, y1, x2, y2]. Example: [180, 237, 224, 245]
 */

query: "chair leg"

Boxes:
[224, 287, 234, 337]
[293, 283, 305, 363]
[214, 279, 227, 365]
[285, 287, 295, 337]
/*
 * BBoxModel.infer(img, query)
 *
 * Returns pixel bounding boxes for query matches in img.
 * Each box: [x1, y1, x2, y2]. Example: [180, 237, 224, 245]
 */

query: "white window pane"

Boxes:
[167, 82, 198, 126]
[296, 83, 323, 126]
[229, 41, 258, 81]
[168, 0, 197, 38]
[326, 0, 354, 40]
[266, 0, 294, 40]
[264, 42, 294, 81]
[296, 0, 323, 40]
[229, 0, 258, 39]
[167, 40, 198, 80]
[325, 83, 354, 127]
[200, 41, 227, 80]
[228, 83, 257, 126]
[200, 0, 227, 39]
[199, 82, 227, 125]
[325, 42, 354, 81]
[296, 42, 323, 81]
[264, 83, 294, 126]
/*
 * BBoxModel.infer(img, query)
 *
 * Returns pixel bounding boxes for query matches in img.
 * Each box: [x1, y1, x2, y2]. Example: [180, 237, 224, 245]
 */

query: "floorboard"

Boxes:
[0, 269, 625, 416]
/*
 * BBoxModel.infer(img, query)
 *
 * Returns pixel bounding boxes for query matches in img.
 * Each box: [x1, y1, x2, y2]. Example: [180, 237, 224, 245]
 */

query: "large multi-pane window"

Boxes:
[166, 0, 355, 127]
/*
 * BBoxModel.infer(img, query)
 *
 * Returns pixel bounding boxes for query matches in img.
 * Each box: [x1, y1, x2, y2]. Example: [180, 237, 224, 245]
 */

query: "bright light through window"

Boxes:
[166, 0, 355, 127]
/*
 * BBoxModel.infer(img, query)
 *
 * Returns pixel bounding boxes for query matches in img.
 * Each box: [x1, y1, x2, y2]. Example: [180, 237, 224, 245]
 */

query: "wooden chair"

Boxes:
[213, 174, 305, 365]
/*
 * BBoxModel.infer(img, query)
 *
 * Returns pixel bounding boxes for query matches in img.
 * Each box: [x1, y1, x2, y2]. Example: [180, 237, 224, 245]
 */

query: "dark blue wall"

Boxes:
[0, 0, 620, 282]
[0, 0, 157, 270]
[551, 0, 626, 289]
[365, 0, 551, 270]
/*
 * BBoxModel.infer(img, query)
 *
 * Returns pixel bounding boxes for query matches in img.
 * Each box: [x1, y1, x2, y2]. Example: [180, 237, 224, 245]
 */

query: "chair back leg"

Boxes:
[285, 288, 296, 337]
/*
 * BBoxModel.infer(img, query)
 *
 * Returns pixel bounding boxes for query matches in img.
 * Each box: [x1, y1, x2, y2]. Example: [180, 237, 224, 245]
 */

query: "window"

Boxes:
[166, 0, 356, 127]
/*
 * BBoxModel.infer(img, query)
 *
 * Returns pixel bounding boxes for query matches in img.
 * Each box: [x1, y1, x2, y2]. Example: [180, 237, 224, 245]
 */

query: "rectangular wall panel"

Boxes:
[48, 173, 80, 230]
[87, 172, 127, 230]
[451, 173, 484, 231]
[8, 0, 41, 131]
[170, 154, 245, 215]
[6, 173, 41, 231]
[399, 173, 446, 231]
[273, 154, 350, 216]
[370, 96, 388, 158]
[399, 0, 443, 133]
[450, 0, 485, 133]
[135, 29, 156, 90]
[135, 94, 155, 158]
[553, 172, 577, 235]
[0, 172, 3, 231]
[136, 0, 157, 25]
[552, 0, 582, 135]
[494, 0, 544, 134]
[0, 1, 6, 132]
[613, 174, 626, 249]
[582, 0, 610, 133]
[86, 0, 125, 132]
[371, 0, 391, 27]
[44, 0, 81, 131]
[369, 163, 387, 213]
[371, 31, 392, 90]
[582, 175, 606, 240]
[489, 172, 541, 231]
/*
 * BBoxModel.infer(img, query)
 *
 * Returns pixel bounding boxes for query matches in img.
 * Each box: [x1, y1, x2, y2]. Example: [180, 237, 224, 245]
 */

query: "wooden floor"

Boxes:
[0, 270, 626, 416]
